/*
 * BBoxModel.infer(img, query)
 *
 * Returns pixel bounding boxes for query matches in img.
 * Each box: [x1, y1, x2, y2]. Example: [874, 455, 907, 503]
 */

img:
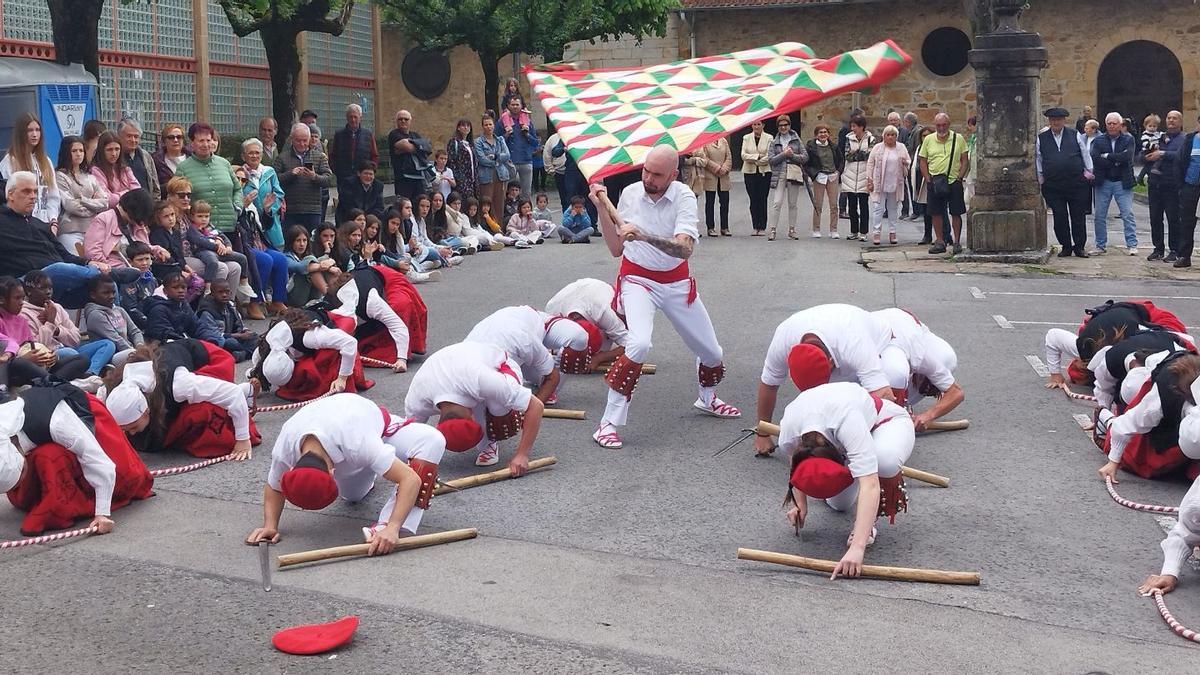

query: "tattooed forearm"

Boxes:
[640, 233, 694, 259]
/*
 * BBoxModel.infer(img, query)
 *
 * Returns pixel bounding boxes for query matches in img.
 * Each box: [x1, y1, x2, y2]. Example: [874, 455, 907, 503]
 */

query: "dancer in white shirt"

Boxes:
[873, 307, 963, 429]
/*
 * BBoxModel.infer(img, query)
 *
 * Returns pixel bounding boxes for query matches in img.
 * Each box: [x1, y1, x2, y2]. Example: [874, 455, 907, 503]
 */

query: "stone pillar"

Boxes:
[963, 0, 1048, 259]
[192, 0, 211, 122]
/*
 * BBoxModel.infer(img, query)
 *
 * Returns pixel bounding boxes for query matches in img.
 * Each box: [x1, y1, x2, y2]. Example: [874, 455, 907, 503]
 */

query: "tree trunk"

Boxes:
[47, 0, 106, 80]
[260, 24, 303, 147]
[542, 44, 565, 64]
[480, 51, 501, 116]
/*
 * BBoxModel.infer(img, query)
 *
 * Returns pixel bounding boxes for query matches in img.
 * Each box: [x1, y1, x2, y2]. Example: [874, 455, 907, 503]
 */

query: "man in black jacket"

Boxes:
[1142, 110, 1186, 262]
[1173, 113, 1200, 268]
[0, 172, 104, 308]
[1036, 107, 1092, 258]
[1090, 112, 1139, 255]
[387, 109, 433, 205]
[330, 104, 378, 185]
[335, 161, 385, 224]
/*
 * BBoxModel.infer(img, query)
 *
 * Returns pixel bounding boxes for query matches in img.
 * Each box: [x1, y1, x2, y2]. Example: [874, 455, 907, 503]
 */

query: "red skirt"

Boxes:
[1102, 379, 1200, 480]
[162, 341, 262, 458]
[358, 266, 428, 364]
[274, 349, 373, 402]
[7, 394, 155, 535]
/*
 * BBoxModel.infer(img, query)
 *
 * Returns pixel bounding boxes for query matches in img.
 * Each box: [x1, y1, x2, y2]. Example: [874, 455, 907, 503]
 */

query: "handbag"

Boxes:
[929, 132, 957, 199]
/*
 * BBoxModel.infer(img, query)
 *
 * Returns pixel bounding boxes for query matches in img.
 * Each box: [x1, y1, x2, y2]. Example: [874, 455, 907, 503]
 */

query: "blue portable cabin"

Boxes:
[0, 58, 99, 159]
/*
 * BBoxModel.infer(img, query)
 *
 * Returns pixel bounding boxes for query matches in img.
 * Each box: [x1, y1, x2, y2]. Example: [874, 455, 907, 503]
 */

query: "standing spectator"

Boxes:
[274, 123, 335, 230]
[1036, 107, 1093, 258]
[964, 116, 978, 205]
[429, 149, 456, 200]
[175, 123, 242, 235]
[918, 113, 969, 254]
[1142, 110, 1185, 262]
[891, 112, 911, 218]
[300, 110, 318, 126]
[766, 115, 807, 241]
[307, 123, 330, 221]
[446, 118, 477, 202]
[697, 136, 733, 236]
[1090, 112, 1138, 256]
[0, 112, 60, 228]
[258, 117, 280, 165]
[152, 123, 189, 199]
[387, 109, 433, 206]
[910, 127, 935, 243]
[329, 104, 377, 186]
[805, 123, 843, 238]
[1081, 118, 1101, 217]
[82, 120, 106, 165]
[840, 115, 875, 242]
[55, 135, 108, 256]
[501, 97, 538, 198]
[241, 137, 285, 249]
[835, 107, 862, 219]
[543, 125, 567, 209]
[865, 124, 910, 245]
[336, 161, 385, 224]
[1075, 106, 1094, 134]
[902, 112, 925, 221]
[90, 131, 140, 208]
[741, 121, 773, 236]
[1173, 113, 1200, 269]
[474, 114, 512, 218]
[116, 119, 160, 199]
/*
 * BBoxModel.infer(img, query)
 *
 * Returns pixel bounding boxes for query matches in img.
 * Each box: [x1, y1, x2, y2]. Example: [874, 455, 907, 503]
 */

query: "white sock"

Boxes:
[698, 385, 716, 405]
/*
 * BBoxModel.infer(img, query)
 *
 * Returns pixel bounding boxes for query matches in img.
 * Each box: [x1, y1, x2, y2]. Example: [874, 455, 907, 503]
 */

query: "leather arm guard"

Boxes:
[697, 362, 725, 387]
[558, 347, 592, 375]
[408, 458, 438, 509]
[877, 474, 909, 524]
[486, 410, 524, 442]
[604, 354, 643, 399]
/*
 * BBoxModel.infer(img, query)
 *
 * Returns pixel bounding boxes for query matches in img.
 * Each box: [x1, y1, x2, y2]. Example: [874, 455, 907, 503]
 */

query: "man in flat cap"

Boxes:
[1036, 107, 1093, 257]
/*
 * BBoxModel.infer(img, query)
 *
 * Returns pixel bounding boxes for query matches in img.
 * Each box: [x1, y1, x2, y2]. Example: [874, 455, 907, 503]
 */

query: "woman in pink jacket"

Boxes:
[865, 125, 911, 245]
[84, 190, 165, 269]
[89, 131, 140, 208]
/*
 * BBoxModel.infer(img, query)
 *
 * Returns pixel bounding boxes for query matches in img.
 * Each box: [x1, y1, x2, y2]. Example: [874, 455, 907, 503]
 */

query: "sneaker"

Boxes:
[952, 243, 963, 255]
[846, 526, 878, 548]
[917, 238, 931, 245]
[693, 396, 741, 418]
[1174, 258, 1192, 268]
[889, 232, 897, 245]
[927, 242, 947, 254]
[1165, 252, 1179, 263]
[1147, 249, 1164, 261]
[811, 230, 821, 238]
[545, 392, 558, 406]
[1089, 247, 1107, 256]
[1127, 246, 1138, 256]
[489, 241, 505, 251]
[871, 233, 881, 245]
[830, 231, 840, 240]
[475, 441, 499, 467]
[465, 246, 478, 255]
[420, 260, 442, 272]
[514, 240, 533, 249]
[560, 235, 571, 244]
[1057, 249, 1073, 258]
[446, 256, 465, 266]
[1074, 249, 1089, 258]
[70, 375, 104, 394]
[237, 280, 255, 298]
[593, 422, 623, 449]
[406, 270, 441, 284]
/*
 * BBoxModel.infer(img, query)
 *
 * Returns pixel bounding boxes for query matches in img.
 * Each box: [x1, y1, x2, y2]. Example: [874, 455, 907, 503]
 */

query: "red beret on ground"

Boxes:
[280, 466, 339, 510]
[438, 417, 484, 452]
[789, 457, 853, 499]
[573, 318, 603, 353]
[787, 343, 832, 391]
[272, 615, 359, 655]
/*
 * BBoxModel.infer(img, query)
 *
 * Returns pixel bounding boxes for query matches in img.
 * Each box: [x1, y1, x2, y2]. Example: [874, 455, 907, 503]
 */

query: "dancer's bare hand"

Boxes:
[230, 439, 252, 461]
[1098, 460, 1120, 483]
[246, 527, 280, 545]
[89, 515, 114, 534]
[1045, 373, 1066, 389]
[1139, 574, 1177, 596]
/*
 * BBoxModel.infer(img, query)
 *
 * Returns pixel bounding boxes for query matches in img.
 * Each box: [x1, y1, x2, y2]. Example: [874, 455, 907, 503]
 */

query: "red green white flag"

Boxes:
[526, 41, 912, 182]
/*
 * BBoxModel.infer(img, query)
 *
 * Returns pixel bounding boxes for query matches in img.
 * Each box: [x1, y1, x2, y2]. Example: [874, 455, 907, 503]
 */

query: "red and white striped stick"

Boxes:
[1105, 476, 1179, 514]
[252, 390, 336, 414]
[0, 525, 98, 549]
[1059, 383, 1097, 403]
[1150, 589, 1200, 643]
[149, 455, 232, 478]
[360, 355, 397, 368]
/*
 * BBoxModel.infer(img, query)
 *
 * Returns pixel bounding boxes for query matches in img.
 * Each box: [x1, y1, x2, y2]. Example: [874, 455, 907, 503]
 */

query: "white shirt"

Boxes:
[16, 400, 116, 516]
[404, 342, 533, 421]
[120, 360, 252, 441]
[1034, 127, 1094, 180]
[249, 324, 358, 380]
[331, 277, 409, 358]
[778, 382, 906, 478]
[265, 394, 396, 491]
[761, 304, 892, 391]
[1088, 333, 1193, 409]
[1044, 328, 1079, 377]
[465, 306, 556, 381]
[545, 278, 628, 347]
[1159, 475, 1200, 577]
[1106, 350, 1174, 463]
[617, 180, 700, 271]
[0, 152, 61, 224]
[872, 308, 957, 392]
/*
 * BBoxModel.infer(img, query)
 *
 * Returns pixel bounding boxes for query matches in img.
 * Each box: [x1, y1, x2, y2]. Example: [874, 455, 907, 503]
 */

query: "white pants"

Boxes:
[825, 413, 915, 512]
[334, 423, 446, 534]
[871, 193, 900, 234]
[57, 232, 87, 257]
[601, 276, 723, 427]
[879, 344, 910, 392]
[513, 231, 543, 245]
[768, 181, 802, 233]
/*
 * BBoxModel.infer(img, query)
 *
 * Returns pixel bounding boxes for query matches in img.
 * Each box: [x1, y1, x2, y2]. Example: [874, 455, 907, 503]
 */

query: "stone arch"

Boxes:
[1096, 41, 1181, 127]
[1082, 31, 1199, 118]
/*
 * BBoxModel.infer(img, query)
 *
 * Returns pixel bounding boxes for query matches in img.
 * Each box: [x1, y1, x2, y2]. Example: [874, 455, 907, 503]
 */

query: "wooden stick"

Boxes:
[596, 364, 657, 375]
[923, 419, 969, 431]
[753, 421, 950, 487]
[737, 548, 981, 585]
[434, 456, 557, 495]
[543, 408, 586, 420]
[277, 528, 478, 569]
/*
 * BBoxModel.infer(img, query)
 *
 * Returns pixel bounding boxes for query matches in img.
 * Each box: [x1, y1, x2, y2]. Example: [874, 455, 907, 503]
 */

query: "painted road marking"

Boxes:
[1026, 354, 1050, 377]
[1073, 413, 1093, 431]
[1154, 515, 1200, 572]
[993, 314, 1014, 329]
[969, 286, 986, 299]
[979, 291, 1200, 301]
[1007, 320, 1200, 331]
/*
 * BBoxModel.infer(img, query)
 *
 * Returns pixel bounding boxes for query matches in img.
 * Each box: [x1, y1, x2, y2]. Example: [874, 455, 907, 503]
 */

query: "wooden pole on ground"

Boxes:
[277, 528, 478, 568]
[923, 419, 969, 431]
[596, 364, 657, 375]
[736, 548, 980, 585]
[753, 421, 950, 487]
[543, 409, 587, 420]
[433, 456, 558, 495]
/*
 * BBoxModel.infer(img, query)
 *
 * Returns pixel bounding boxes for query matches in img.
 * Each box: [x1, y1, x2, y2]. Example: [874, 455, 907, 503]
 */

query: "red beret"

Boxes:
[280, 466, 339, 510]
[573, 318, 603, 353]
[437, 417, 484, 452]
[789, 456, 853, 499]
[272, 615, 359, 655]
[787, 343, 832, 391]
[1066, 359, 1091, 385]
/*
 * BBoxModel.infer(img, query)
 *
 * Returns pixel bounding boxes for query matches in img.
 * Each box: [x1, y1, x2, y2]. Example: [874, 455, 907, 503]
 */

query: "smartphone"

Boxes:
[303, 162, 315, 171]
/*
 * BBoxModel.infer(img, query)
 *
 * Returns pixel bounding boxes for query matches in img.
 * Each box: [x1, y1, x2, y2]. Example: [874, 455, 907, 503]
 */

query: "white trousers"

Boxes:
[871, 192, 900, 234]
[879, 344, 910, 391]
[825, 413, 915, 512]
[333, 423, 446, 534]
[601, 277, 724, 427]
[767, 181, 802, 233]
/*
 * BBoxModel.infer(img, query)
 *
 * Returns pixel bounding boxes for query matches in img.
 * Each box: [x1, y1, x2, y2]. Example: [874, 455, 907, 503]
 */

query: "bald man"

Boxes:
[587, 145, 740, 450]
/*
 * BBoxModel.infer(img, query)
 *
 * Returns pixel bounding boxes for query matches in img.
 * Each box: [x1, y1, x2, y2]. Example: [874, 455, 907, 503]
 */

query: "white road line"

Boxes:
[980, 291, 1200, 301]
[1073, 413, 1093, 431]
[1025, 354, 1050, 377]
[992, 314, 1013, 329]
[1007, 320, 1200, 331]
[969, 286, 986, 299]
[1154, 515, 1200, 572]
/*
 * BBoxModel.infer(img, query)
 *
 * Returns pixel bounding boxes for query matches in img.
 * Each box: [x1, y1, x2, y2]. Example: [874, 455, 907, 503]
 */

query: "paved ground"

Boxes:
[3, 184, 1199, 672]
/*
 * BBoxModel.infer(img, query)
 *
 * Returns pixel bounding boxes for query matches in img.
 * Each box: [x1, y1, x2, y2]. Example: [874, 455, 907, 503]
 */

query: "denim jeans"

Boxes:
[1093, 179, 1138, 250]
[57, 339, 116, 375]
[556, 224, 595, 242]
[40, 262, 100, 308]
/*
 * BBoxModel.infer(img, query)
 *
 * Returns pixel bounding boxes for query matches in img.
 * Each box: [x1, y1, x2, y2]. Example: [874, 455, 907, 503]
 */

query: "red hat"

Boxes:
[272, 615, 359, 655]
[787, 343, 832, 391]
[789, 457, 853, 499]
[573, 318, 603, 353]
[1066, 358, 1092, 385]
[280, 455, 339, 510]
[438, 417, 484, 452]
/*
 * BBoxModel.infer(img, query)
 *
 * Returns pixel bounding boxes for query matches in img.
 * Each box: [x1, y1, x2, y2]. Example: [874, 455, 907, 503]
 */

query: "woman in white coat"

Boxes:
[741, 122, 773, 235]
[839, 115, 874, 241]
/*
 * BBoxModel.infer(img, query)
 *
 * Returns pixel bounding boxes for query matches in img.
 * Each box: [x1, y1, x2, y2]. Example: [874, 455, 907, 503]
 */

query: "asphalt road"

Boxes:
[2, 186, 1197, 673]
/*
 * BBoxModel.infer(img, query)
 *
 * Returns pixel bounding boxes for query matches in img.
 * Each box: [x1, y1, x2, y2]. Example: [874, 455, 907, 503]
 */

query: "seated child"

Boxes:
[147, 200, 205, 301]
[118, 241, 160, 329]
[19, 271, 116, 381]
[502, 182, 521, 226]
[557, 195, 596, 244]
[532, 192, 558, 225]
[506, 197, 556, 248]
[0, 275, 90, 384]
[142, 272, 223, 345]
[198, 279, 259, 362]
[332, 221, 369, 272]
[283, 225, 338, 307]
[186, 199, 250, 296]
[82, 274, 144, 368]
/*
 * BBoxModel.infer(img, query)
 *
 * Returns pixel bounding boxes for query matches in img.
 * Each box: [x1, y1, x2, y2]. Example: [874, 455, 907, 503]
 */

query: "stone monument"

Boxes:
[963, 0, 1048, 259]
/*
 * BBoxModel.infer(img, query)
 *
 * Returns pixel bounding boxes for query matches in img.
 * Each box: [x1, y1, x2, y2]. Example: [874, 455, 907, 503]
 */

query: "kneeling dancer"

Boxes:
[404, 341, 544, 472]
[1099, 351, 1200, 481]
[465, 305, 589, 402]
[248, 308, 372, 401]
[779, 381, 915, 578]
[1142, 402, 1200, 594]
[545, 277, 628, 371]
[873, 307, 963, 429]
[328, 265, 427, 372]
[589, 146, 740, 451]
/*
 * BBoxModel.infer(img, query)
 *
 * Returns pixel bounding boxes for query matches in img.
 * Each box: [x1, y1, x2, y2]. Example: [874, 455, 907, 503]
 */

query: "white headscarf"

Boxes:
[0, 399, 27, 492]
[262, 322, 297, 386]
[106, 361, 157, 426]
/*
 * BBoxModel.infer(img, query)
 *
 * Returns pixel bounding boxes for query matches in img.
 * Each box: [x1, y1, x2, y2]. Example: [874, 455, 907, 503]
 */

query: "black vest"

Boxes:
[1077, 301, 1158, 360]
[351, 267, 387, 336]
[158, 339, 211, 417]
[18, 383, 93, 447]
[1038, 129, 1085, 185]
[1147, 351, 1193, 452]
[286, 308, 335, 356]
[1103, 329, 1183, 404]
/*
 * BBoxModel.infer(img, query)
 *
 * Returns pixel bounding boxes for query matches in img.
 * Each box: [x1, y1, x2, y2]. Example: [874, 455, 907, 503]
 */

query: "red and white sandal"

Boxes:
[593, 423, 623, 449]
[694, 397, 741, 418]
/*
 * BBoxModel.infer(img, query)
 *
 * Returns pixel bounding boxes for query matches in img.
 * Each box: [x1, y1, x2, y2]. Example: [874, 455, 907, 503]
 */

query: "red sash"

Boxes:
[613, 257, 696, 309]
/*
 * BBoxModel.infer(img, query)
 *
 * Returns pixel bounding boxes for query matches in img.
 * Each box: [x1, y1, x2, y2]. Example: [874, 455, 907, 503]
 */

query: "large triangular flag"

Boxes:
[526, 41, 911, 182]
